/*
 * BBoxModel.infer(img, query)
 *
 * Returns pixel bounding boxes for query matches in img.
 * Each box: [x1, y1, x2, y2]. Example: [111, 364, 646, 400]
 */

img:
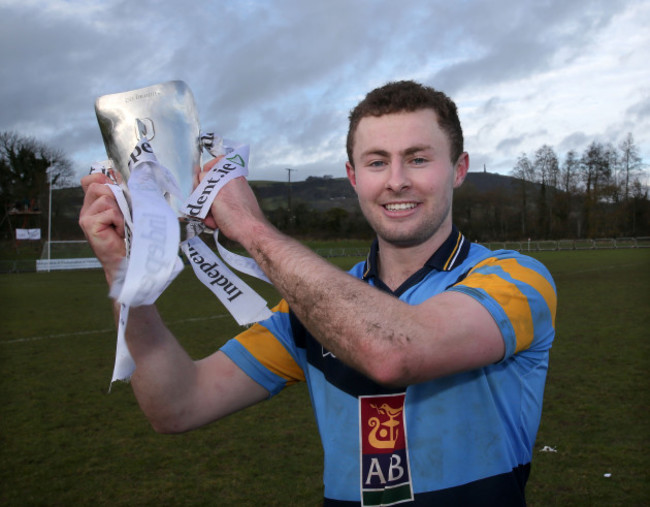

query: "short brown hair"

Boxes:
[346, 80, 464, 166]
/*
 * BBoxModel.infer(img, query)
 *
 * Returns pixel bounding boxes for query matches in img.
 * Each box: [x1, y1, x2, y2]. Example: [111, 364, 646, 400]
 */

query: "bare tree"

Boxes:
[618, 133, 643, 202]
[0, 131, 74, 214]
[511, 153, 535, 237]
[580, 141, 613, 236]
[558, 150, 581, 237]
[580, 142, 611, 196]
[561, 150, 580, 194]
[533, 145, 559, 238]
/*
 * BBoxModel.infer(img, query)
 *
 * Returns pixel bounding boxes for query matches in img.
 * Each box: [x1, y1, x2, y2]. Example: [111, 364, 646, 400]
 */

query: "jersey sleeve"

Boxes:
[220, 299, 305, 397]
[448, 252, 557, 360]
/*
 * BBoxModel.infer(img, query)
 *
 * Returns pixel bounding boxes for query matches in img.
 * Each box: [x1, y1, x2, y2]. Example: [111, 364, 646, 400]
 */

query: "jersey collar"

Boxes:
[362, 225, 470, 295]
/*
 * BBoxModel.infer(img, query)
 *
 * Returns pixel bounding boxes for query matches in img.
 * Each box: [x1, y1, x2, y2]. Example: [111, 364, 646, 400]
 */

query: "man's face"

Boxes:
[346, 109, 468, 249]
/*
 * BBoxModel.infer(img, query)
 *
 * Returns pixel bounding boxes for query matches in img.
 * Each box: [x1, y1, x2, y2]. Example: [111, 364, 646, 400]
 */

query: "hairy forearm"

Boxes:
[241, 223, 419, 385]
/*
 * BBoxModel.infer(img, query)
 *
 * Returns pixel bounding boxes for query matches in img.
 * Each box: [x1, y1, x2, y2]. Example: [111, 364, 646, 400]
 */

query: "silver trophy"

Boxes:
[95, 80, 202, 212]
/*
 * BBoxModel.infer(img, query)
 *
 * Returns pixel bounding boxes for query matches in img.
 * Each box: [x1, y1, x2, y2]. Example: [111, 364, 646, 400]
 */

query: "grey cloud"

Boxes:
[0, 0, 647, 183]
[626, 95, 650, 122]
[496, 136, 527, 153]
[558, 131, 590, 154]
[428, 0, 628, 94]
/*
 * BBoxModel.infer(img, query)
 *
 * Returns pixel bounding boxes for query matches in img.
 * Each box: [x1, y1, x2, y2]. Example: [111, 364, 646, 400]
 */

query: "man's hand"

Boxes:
[79, 172, 126, 286]
[198, 158, 269, 247]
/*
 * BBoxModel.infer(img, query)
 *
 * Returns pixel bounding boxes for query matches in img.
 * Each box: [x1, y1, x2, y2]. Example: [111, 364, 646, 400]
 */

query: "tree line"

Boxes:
[454, 134, 648, 241]
[1, 130, 648, 243]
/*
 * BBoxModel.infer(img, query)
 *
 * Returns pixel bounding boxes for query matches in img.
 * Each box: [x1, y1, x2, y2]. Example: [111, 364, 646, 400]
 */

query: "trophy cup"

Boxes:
[94, 80, 202, 213]
[93, 82, 272, 385]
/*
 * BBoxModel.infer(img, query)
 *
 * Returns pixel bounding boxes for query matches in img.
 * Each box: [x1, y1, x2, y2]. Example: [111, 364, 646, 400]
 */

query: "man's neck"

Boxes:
[376, 223, 452, 291]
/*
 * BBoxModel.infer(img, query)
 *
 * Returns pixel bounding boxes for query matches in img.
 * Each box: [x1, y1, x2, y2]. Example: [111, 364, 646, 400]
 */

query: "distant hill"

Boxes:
[252, 176, 358, 212]
[463, 171, 520, 193]
[252, 171, 521, 212]
[43, 171, 521, 239]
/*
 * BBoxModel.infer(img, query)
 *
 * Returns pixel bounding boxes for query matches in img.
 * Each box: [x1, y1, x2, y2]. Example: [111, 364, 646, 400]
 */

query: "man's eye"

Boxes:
[411, 157, 427, 165]
[369, 160, 386, 167]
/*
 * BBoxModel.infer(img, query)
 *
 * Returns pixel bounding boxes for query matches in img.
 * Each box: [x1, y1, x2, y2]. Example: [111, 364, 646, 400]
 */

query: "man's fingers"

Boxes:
[80, 183, 118, 222]
[90, 195, 125, 230]
[81, 172, 112, 193]
[79, 182, 126, 238]
[78, 172, 128, 285]
[83, 181, 115, 206]
[198, 154, 226, 185]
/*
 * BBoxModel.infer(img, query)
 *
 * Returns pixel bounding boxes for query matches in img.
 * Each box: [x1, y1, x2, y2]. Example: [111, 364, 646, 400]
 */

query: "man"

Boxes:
[80, 80, 556, 506]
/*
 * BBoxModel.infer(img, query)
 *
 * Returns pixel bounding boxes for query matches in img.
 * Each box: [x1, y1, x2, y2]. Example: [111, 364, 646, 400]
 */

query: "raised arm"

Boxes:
[123, 305, 268, 433]
[79, 173, 268, 433]
[208, 177, 505, 388]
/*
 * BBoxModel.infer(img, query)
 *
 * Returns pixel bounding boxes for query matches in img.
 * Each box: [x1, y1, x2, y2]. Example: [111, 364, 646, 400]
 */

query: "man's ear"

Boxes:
[346, 161, 358, 191]
[453, 152, 470, 188]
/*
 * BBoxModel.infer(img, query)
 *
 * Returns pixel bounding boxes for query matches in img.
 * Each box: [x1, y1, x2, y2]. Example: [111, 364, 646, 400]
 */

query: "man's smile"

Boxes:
[383, 202, 419, 212]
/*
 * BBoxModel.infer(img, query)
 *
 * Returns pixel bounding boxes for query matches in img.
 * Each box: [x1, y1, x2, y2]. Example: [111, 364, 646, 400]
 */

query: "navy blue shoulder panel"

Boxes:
[289, 310, 402, 397]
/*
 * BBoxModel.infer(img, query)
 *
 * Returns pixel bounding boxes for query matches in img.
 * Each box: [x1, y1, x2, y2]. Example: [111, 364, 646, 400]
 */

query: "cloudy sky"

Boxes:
[1, 0, 648, 184]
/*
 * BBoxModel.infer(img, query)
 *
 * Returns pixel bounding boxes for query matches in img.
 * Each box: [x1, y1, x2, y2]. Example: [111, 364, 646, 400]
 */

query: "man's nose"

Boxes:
[386, 160, 410, 192]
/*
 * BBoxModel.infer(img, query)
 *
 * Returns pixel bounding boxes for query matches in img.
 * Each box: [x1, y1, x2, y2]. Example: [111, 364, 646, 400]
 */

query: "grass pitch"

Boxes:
[1, 248, 648, 505]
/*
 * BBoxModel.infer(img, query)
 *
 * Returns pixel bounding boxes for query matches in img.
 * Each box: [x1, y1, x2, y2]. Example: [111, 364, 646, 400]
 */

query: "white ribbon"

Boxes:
[110, 139, 184, 307]
[180, 237, 272, 325]
[214, 230, 271, 284]
[183, 144, 250, 220]
[111, 303, 134, 387]
[179, 139, 272, 321]
[89, 162, 136, 386]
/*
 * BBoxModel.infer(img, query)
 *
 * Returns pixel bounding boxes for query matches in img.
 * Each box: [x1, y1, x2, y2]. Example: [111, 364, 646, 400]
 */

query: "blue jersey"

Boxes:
[221, 227, 557, 506]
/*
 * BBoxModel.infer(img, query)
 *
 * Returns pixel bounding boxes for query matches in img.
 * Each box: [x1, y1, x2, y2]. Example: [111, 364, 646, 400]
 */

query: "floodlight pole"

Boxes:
[47, 168, 52, 272]
[286, 168, 296, 214]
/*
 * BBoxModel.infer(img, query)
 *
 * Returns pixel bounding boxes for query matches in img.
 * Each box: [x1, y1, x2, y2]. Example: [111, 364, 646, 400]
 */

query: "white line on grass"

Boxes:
[1, 314, 229, 345]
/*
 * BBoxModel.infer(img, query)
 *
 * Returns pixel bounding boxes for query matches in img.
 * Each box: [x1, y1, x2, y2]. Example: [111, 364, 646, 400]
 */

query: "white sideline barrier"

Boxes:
[36, 258, 102, 272]
[30, 235, 650, 273]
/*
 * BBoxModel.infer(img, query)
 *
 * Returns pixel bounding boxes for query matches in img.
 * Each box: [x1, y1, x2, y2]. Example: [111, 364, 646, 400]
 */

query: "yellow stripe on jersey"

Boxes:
[270, 299, 291, 314]
[500, 258, 557, 327]
[462, 257, 556, 353]
[235, 300, 305, 384]
[442, 230, 462, 271]
[460, 272, 534, 352]
[469, 257, 557, 327]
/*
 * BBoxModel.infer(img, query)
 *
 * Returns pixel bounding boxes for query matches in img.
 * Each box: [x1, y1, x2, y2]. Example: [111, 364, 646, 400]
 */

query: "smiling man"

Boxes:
[80, 80, 556, 506]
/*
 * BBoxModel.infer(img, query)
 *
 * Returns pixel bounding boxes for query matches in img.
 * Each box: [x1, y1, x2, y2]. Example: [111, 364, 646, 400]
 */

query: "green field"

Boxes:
[1, 248, 648, 505]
